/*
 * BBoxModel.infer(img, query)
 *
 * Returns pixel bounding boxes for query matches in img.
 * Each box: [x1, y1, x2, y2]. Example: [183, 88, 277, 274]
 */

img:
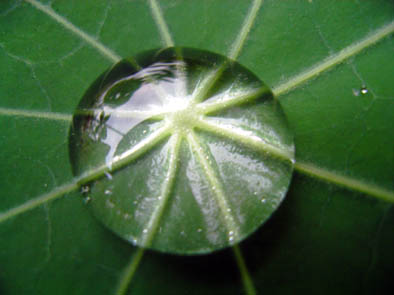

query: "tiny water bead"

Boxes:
[352, 86, 368, 96]
[68, 47, 294, 254]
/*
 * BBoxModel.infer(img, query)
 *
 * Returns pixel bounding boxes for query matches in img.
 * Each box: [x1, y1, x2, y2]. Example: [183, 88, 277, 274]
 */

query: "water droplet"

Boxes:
[68, 47, 294, 254]
[353, 86, 368, 96]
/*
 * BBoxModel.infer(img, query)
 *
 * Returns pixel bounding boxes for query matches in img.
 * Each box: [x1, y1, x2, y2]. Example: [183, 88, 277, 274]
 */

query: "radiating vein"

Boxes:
[140, 134, 182, 247]
[295, 161, 394, 203]
[115, 248, 145, 295]
[196, 118, 294, 162]
[24, 0, 122, 63]
[191, 0, 262, 104]
[191, 65, 228, 103]
[272, 20, 394, 97]
[233, 245, 257, 295]
[80, 124, 171, 181]
[0, 106, 165, 122]
[78, 108, 165, 120]
[187, 131, 240, 242]
[148, 0, 174, 47]
[197, 86, 269, 115]
[0, 125, 171, 224]
[0, 107, 72, 122]
[0, 181, 79, 223]
[228, 0, 263, 60]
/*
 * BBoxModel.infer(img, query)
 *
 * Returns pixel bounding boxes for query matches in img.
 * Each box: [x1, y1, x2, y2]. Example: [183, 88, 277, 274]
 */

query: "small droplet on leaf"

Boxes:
[360, 86, 368, 94]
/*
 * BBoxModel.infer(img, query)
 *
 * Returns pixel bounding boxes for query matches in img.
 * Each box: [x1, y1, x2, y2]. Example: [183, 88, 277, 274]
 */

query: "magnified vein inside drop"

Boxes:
[68, 47, 294, 255]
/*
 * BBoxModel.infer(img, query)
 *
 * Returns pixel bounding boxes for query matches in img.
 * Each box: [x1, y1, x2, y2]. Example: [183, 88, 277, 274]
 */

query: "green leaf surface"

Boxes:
[0, 0, 393, 294]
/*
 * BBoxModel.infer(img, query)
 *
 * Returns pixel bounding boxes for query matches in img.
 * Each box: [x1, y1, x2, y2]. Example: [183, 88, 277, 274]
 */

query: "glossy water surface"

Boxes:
[69, 47, 294, 254]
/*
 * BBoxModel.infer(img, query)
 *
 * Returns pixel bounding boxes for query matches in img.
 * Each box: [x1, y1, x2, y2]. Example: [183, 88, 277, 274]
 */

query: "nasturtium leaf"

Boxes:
[69, 47, 294, 254]
[1, 0, 393, 294]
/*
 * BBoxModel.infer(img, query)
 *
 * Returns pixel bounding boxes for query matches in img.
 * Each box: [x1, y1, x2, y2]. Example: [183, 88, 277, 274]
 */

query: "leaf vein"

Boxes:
[295, 161, 394, 202]
[0, 124, 171, 223]
[148, 0, 174, 47]
[197, 86, 269, 115]
[24, 0, 121, 63]
[196, 118, 294, 162]
[233, 245, 257, 295]
[140, 134, 182, 247]
[187, 131, 240, 242]
[115, 248, 145, 295]
[228, 0, 263, 60]
[272, 21, 394, 97]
